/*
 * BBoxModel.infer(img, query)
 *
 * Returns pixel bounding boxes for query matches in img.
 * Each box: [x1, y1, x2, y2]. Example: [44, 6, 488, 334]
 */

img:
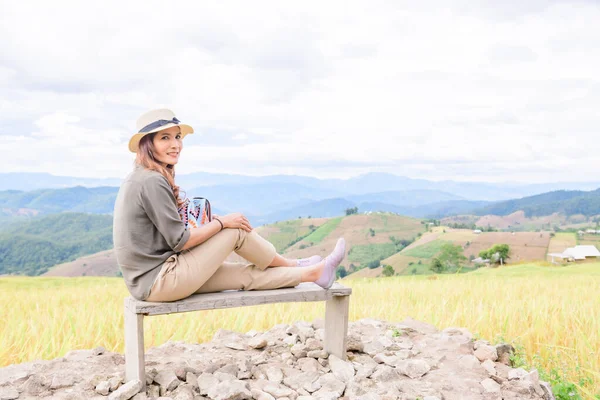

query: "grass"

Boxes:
[401, 239, 449, 258]
[261, 220, 306, 252]
[347, 243, 399, 265]
[1, 263, 600, 397]
[302, 217, 343, 245]
[548, 232, 577, 254]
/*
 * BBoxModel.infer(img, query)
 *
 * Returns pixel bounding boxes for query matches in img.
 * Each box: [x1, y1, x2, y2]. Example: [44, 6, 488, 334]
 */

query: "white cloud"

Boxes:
[0, 0, 599, 183]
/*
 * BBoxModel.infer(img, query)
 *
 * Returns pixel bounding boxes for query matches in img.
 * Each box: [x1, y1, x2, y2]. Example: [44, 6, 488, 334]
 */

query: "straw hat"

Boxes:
[129, 108, 194, 153]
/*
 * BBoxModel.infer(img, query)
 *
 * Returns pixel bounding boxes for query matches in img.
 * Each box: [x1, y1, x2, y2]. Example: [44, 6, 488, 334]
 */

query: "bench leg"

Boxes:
[124, 306, 146, 391]
[324, 295, 350, 360]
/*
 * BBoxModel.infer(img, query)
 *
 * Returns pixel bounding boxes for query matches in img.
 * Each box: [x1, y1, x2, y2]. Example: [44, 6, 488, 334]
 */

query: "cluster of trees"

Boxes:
[429, 243, 468, 274]
[344, 207, 359, 216]
[479, 244, 511, 264]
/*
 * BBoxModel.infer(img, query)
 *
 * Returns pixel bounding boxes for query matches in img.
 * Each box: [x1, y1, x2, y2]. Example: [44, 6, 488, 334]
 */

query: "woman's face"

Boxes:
[152, 126, 182, 166]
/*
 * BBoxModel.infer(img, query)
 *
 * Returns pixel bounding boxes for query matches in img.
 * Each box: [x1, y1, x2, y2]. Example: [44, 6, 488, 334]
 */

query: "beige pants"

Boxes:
[146, 228, 303, 302]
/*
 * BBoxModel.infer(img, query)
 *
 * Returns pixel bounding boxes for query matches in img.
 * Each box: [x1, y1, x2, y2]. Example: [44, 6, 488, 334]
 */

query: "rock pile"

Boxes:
[0, 318, 555, 400]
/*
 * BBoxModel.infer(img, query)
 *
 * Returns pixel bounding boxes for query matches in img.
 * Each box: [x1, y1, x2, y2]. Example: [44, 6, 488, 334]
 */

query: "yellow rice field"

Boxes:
[1, 262, 599, 397]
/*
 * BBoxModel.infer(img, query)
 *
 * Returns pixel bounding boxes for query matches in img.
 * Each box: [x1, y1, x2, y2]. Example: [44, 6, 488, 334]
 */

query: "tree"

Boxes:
[430, 258, 445, 273]
[336, 266, 347, 279]
[430, 243, 467, 273]
[382, 265, 394, 277]
[369, 228, 375, 237]
[345, 207, 358, 216]
[479, 244, 510, 265]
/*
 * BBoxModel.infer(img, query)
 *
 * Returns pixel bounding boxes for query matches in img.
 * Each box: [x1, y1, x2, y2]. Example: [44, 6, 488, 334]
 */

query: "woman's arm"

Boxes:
[181, 213, 254, 250]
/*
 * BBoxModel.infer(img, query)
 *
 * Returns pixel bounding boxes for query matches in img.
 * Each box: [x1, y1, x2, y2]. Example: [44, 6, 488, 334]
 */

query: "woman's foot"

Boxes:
[296, 255, 323, 267]
[315, 238, 346, 289]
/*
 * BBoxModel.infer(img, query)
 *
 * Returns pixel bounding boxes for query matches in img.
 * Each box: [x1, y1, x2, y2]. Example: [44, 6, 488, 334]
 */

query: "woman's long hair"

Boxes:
[135, 133, 185, 208]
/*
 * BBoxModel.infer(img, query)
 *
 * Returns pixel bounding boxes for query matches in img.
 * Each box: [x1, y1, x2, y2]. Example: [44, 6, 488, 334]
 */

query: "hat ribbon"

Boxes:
[139, 117, 181, 133]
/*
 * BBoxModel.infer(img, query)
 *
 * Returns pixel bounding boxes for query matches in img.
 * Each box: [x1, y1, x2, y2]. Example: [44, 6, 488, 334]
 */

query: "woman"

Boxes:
[113, 108, 346, 302]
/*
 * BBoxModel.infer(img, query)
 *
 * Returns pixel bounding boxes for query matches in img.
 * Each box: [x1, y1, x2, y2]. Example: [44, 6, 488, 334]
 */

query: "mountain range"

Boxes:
[3, 171, 600, 200]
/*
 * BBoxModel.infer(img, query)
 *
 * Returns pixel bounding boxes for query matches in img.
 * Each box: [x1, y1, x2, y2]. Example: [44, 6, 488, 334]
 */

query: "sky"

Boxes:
[1, 0, 599, 183]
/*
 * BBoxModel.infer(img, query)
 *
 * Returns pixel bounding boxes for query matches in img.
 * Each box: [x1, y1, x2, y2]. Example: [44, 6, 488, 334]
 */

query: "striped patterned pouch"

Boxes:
[178, 197, 212, 229]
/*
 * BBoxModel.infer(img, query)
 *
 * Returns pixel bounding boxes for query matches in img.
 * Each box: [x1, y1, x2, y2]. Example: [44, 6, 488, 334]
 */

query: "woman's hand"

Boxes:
[218, 213, 253, 232]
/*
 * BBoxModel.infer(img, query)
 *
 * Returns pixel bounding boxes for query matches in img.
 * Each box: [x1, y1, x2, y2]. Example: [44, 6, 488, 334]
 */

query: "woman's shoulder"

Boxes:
[128, 166, 168, 185]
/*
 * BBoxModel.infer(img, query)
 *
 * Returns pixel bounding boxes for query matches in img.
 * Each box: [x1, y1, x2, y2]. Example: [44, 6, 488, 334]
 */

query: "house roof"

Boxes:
[562, 245, 600, 260]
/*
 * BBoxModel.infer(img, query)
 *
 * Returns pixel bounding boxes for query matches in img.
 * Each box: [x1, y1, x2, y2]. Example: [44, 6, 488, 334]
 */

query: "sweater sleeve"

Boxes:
[140, 174, 190, 252]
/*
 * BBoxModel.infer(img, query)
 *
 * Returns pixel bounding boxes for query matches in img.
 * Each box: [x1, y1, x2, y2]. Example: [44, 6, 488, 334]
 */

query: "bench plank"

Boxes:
[126, 282, 352, 316]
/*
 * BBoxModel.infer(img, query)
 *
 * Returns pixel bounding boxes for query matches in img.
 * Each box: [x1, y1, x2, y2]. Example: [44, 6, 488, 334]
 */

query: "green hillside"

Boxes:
[0, 213, 113, 276]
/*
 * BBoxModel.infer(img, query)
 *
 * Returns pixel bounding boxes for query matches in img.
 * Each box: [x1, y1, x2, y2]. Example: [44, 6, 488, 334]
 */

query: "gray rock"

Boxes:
[481, 359, 496, 376]
[172, 383, 195, 400]
[399, 359, 430, 379]
[307, 350, 328, 359]
[0, 386, 19, 400]
[346, 334, 364, 352]
[185, 372, 197, 386]
[264, 366, 283, 384]
[22, 375, 48, 396]
[109, 375, 122, 391]
[96, 380, 111, 395]
[305, 338, 322, 351]
[370, 365, 398, 382]
[297, 357, 321, 372]
[250, 389, 275, 400]
[248, 337, 267, 349]
[354, 363, 376, 379]
[148, 384, 160, 398]
[154, 370, 180, 393]
[540, 381, 556, 400]
[108, 379, 143, 400]
[373, 353, 399, 366]
[458, 354, 481, 369]
[474, 344, 498, 362]
[50, 373, 77, 389]
[197, 373, 218, 396]
[313, 373, 345, 399]
[328, 355, 355, 382]
[206, 379, 252, 400]
[224, 341, 247, 351]
[132, 393, 147, 400]
[481, 378, 501, 393]
[508, 367, 528, 380]
[291, 344, 308, 358]
[283, 371, 321, 393]
[261, 382, 295, 398]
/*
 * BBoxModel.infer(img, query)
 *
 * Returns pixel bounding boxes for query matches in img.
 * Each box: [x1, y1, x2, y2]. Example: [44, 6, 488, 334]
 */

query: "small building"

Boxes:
[473, 229, 482, 234]
[548, 245, 600, 263]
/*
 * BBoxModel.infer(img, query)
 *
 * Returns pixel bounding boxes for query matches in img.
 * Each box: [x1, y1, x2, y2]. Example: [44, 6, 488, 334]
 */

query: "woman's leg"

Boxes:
[147, 228, 294, 302]
[268, 253, 298, 267]
[194, 261, 324, 294]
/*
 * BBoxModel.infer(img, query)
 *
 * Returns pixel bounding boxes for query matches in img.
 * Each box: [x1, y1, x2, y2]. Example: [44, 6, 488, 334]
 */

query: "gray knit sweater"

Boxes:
[113, 165, 190, 300]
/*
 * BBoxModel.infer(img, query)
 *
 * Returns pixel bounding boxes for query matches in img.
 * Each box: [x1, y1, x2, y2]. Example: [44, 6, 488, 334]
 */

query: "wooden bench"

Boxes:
[124, 282, 352, 389]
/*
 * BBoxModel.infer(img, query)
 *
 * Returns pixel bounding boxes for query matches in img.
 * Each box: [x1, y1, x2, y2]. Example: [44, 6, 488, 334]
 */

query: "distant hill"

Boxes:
[4, 171, 600, 201]
[0, 186, 118, 214]
[473, 188, 600, 217]
[0, 172, 121, 191]
[0, 213, 113, 276]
